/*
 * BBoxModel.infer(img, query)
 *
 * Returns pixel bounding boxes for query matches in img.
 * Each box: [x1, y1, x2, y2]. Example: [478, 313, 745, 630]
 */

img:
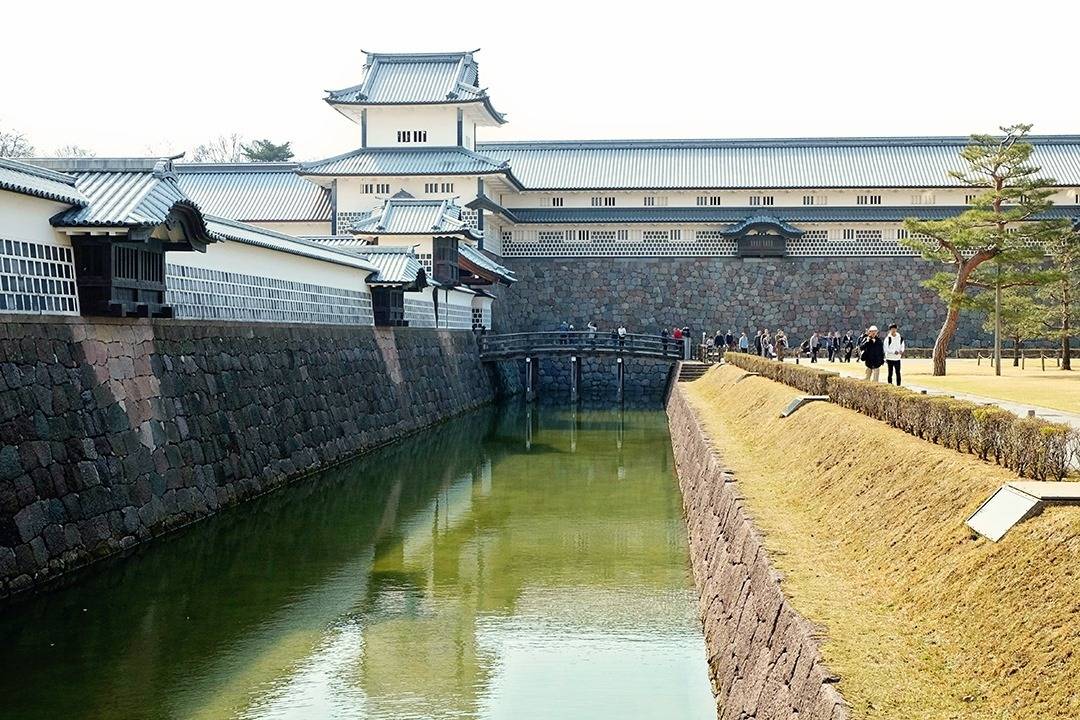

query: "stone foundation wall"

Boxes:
[528, 355, 675, 404]
[0, 317, 511, 601]
[666, 385, 850, 720]
[495, 256, 988, 348]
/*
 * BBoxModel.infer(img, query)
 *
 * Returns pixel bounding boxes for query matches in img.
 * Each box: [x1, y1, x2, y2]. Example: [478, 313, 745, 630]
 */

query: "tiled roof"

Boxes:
[176, 163, 331, 222]
[351, 198, 481, 238]
[718, 215, 805, 238]
[0, 157, 87, 205]
[477, 136, 1080, 190]
[504, 205, 1080, 224]
[326, 51, 505, 123]
[459, 242, 516, 283]
[298, 146, 518, 184]
[205, 216, 376, 271]
[51, 162, 197, 227]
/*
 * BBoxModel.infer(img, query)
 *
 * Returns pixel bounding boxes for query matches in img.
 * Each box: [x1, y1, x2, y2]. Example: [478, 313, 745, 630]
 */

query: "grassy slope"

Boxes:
[818, 358, 1080, 414]
[683, 365, 1080, 720]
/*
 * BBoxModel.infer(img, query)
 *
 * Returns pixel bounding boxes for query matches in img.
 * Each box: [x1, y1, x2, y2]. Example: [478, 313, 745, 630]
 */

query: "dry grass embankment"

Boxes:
[683, 364, 1080, 720]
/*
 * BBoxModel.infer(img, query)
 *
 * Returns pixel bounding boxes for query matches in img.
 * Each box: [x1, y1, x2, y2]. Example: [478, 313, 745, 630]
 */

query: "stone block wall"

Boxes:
[0, 317, 508, 601]
[494, 256, 988, 348]
[528, 355, 676, 404]
[666, 385, 850, 720]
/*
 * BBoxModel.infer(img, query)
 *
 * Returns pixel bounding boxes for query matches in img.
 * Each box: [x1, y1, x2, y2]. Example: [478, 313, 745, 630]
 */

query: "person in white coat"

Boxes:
[884, 323, 906, 385]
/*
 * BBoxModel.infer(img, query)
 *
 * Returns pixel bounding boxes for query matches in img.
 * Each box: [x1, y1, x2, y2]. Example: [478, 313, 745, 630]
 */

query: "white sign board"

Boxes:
[966, 485, 1042, 542]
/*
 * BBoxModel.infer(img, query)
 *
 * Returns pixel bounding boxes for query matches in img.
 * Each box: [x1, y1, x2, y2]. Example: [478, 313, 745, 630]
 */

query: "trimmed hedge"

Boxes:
[724, 351, 836, 396]
[827, 376, 1076, 481]
[723, 352, 1077, 480]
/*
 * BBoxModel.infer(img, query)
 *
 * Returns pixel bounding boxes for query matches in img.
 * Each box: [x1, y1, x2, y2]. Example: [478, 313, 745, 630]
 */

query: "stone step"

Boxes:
[677, 362, 710, 382]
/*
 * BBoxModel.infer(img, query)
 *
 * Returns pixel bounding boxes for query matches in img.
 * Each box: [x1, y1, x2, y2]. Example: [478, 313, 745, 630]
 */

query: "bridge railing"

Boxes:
[478, 331, 687, 360]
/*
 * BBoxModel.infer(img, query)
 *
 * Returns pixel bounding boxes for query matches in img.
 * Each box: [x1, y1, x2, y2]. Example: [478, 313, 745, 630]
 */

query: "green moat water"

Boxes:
[0, 403, 713, 720]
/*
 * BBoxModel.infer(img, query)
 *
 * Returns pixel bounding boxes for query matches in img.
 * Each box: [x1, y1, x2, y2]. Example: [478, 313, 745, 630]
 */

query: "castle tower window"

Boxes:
[551, 197, 564, 207]
[425, 183, 437, 193]
[857, 194, 882, 205]
[965, 194, 978, 204]
[749, 195, 774, 206]
[912, 192, 936, 205]
[696, 196, 721, 206]
[591, 196, 616, 207]
[643, 196, 668, 207]
[396, 130, 428, 143]
[441, 183, 454, 193]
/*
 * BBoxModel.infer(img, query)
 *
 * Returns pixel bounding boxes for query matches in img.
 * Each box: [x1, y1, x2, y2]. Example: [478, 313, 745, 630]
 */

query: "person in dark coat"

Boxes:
[843, 332, 855, 362]
[860, 325, 885, 382]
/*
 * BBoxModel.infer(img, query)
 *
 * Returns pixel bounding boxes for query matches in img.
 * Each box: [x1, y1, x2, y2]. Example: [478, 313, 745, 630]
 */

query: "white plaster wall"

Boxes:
[0, 191, 73, 245]
[336, 176, 481, 214]
[170, 238, 372, 292]
[366, 105, 460, 147]
[248, 221, 333, 237]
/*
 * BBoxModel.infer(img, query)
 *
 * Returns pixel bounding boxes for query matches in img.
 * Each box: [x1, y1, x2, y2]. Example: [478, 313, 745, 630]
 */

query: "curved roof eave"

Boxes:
[324, 96, 506, 124]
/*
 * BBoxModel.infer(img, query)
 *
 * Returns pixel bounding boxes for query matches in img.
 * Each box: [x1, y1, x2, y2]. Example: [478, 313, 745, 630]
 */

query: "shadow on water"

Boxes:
[0, 400, 713, 720]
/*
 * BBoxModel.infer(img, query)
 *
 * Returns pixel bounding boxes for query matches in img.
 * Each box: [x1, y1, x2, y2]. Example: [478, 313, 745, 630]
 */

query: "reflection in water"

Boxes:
[0, 403, 713, 720]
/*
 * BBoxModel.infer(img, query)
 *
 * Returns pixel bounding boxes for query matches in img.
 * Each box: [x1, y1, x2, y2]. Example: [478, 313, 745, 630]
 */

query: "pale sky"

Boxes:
[3, 0, 1077, 161]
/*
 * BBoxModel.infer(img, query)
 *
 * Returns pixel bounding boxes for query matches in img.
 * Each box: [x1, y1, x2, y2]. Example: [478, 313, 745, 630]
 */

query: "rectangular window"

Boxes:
[803, 195, 815, 206]
[896, 228, 909, 239]
[644, 196, 655, 207]
[396, 130, 428, 143]
[841, 229, 856, 240]
[425, 183, 438, 193]
[441, 182, 453, 193]
[671, 229, 683, 241]
[965, 194, 977, 204]
[616, 229, 630, 241]
[696, 196, 722, 206]
[591, 197, 616, 207]
[643, 196, 668, 207]
[857, 195, 882, 205]
[377, 183, 389, 194]
[568, 230, 590, 243]
[551, 197, 564, 207]
[912, 192, 936, 205]
[749, 195, 774, 206]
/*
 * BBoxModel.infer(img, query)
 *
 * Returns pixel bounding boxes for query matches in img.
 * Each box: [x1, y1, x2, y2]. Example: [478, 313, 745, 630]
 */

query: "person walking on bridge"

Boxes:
[860, 325, 885, 382]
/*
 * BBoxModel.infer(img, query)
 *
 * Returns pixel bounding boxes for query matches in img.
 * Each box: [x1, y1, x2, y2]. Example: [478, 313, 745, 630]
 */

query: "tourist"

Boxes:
[738, 332, 749, 352]
[809, 331, 820, 363]
[586, 320, 597, 341]
[884, 323, 906, 386]
[843, 332, 855, 362]
[754, 330, 763, 356]
[660, 327, 670, 354]
[855, 328, 868, 362]
[673, 326, 683, 341]
[760, 329, 771, 357]
[617, 324, 627, 350]
[559, 320, 569, 345]
[860, 325, 885, 382]
[725, 329, 735, 351]
[775, 331, 788, 361]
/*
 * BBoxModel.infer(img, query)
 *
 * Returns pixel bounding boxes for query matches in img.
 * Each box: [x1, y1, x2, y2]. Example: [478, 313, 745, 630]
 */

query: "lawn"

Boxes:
[816, 356, 1080, 414]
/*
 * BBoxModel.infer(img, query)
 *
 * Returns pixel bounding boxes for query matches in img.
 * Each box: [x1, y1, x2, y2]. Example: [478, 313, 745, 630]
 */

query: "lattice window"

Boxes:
[361, 184, 390, 194]
[166, 264, 373, 325]
[551, 197, 564, 207]
[912, 192, 936, 205]
[0, 238, 79, 315]
[895, 228, 910, 240]
[396, 130, 427, 143]
[441, 182, 454, 193]
[671, 229, 685, 241]
[416, 252, 433, 274]
[461, 209, 478, 229]
[856, 195, 882, 205]
[965, 194, 978, 204]
[615, 230, 633, 242]
[749, 195, 774, 206]
[643, 196, 668, 207]
[841, 229, 856, 241]
[591, 197, 616, 207]
[472, 306, 484, 328]
[568, 229, 590, 243]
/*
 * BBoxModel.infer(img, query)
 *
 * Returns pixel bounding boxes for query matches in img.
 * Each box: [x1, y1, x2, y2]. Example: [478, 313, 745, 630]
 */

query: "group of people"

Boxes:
[712, 323, 907, 385]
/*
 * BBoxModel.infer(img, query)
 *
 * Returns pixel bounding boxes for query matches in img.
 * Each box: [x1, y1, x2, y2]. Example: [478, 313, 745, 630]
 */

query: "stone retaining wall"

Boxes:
[529, 355, 675, 404]
[0, 317, 514, 601]
[666, 384, 850, 720]
[495, 256, 988, 348]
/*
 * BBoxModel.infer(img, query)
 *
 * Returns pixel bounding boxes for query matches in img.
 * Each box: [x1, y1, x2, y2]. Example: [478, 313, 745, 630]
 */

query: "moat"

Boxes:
[0, 403, 713, 719]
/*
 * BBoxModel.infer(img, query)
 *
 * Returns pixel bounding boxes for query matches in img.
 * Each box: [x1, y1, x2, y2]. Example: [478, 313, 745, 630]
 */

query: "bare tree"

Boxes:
[54, 144, 96, 158]
[190, 133, 246, 162]
[0, 126, 34, 157]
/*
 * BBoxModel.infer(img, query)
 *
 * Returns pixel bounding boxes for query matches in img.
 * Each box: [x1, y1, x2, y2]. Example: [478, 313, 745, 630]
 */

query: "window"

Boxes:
[841, 229, 856, 240]
[615, 229, 630, 241]
[538, 230, 565, 242]
[749, 195, 774, 206]
[591, 196, 616, 207]
[424, 183, 437, 193]
[569, 230, 590, 243]
[396, 130, 428, 143]
[803, 195, 816, 206]
[361, 183, 391, 194]
[965, 194, 978, 204]
[1074, 192, 1080, 204]
[643, 196, 668, 207]
[551, 197, 564, 207]
[671, 229, 683, 241]
[441, 182, 453, 193]
[501, 229, 513, 243]
[857, 195, 882, 205]
[912, 192, 936, 205]
[896, 228, 909, 240]
[696, 196, 722, 206]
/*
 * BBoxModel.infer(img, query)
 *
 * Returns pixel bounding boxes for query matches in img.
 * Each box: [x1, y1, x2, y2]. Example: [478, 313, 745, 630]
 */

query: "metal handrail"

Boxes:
[478, 331, 685, 360]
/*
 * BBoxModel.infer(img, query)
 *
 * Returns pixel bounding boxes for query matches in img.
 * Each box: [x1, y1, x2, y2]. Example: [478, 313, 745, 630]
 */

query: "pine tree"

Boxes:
[1036, 229, 1080, 369]
[975, 289, 1043, 366]
[904, 124, 1073, 375]
[240, 139, 294, 162]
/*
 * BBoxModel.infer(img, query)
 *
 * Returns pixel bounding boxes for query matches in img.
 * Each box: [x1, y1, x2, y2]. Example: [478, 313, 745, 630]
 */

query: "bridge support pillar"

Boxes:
[617, 357, 624, 404]
[570, 356, 579, 404]
[525, 357, 535, 402]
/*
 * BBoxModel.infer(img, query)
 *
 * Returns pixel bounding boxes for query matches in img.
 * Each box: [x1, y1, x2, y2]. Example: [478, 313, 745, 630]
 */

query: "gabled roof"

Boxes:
[357, 245, 428, 286]
[298, 146, 520, 186]
[351, 198, 481, 238]
[326, 50, 505, 123]
[504, 205, 1080, 224]
[476, 135, 1080, 190]
[49, 160, 201, 228]
[176, 163, 331, 222]
[458, 242, 516, 284]
[204, 216, 376, 271]
[717, 215, 804, 239]
[0, 157, 87, 205]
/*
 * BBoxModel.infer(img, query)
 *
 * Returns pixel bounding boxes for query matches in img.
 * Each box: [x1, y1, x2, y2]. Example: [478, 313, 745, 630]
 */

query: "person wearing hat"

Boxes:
[859, 325, 885, 382]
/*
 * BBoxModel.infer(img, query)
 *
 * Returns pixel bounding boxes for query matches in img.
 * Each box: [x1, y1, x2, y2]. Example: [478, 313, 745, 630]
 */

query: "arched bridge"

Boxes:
[478, 331, 687, 361]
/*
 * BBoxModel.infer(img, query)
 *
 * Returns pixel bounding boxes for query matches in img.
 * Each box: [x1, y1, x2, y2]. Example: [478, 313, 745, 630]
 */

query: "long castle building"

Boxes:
[4, 50, 1080, 343]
